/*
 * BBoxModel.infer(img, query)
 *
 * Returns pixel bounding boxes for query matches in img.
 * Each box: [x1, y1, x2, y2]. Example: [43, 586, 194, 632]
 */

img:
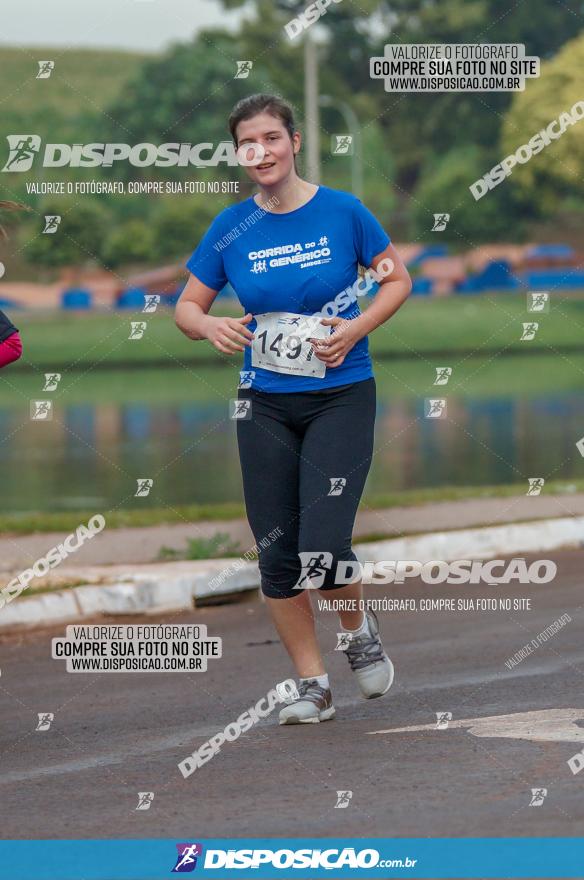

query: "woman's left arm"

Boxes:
[351, 243, 412, 337]
[313, 243, 412, 367]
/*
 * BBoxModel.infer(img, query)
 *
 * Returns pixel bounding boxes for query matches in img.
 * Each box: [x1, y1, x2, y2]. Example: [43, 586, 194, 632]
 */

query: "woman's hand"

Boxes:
[308, 317, 363, 368]
[204, 313, 255, 355]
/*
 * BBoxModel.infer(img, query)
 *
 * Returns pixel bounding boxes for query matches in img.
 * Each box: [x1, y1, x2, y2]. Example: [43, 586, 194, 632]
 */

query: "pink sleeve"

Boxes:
[0, 331, 23, 368]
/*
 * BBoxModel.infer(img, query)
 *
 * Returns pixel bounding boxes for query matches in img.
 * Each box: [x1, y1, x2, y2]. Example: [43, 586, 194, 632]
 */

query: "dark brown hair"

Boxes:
[0, 200, 30, 240]
[228, 93, 297, 151]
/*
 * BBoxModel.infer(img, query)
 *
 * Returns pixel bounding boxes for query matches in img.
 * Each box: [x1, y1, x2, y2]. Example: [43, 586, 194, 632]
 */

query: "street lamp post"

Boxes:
[275, 0, 321, 183]
[319, 94, 363, 199]
[304, 30, 321, 183]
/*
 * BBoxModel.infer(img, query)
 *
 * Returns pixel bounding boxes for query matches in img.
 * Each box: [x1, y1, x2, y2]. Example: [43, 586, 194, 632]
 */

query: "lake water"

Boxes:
[0, 355, 583, 513]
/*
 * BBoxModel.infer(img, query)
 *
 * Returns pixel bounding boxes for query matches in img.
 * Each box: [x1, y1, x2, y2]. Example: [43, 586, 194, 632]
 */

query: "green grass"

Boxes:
[158, 532, 244, 561]
[369, 292, 584, 358]
[0, 479, 581, 535]
[0, 501, 246, 535]
[5, 293, 584, 373]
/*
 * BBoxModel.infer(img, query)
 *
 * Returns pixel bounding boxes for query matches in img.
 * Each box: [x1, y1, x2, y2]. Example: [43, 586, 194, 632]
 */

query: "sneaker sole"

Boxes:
[363, 658, 395, 700]
[279, 706, 336, 725]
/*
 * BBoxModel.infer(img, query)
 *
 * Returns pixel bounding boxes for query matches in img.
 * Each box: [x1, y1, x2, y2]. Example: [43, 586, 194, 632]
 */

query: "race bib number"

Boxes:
[251, 311, 331, 378]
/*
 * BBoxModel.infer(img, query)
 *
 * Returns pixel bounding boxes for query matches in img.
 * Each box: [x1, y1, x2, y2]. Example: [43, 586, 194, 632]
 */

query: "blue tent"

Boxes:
[456, 260, 519, 293]
[525, 244, 574, 260]
[61, 288, 92, 310]
[520, 269, 584, 290]
[116, 287, 147, 309]
[411, 277, 433, 295]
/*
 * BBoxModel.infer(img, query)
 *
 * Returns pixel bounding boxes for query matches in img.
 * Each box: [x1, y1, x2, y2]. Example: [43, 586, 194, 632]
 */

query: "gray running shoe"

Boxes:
[278, 679, 336, 725]
[343, 610, 394, 699]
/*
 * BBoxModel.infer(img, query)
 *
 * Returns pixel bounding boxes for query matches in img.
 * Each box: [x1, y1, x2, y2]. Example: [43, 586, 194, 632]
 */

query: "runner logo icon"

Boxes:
[432, 213, 450, 231]
[172, 843, 203, 872]
[529, 788, 547, 807]
[235, 60, 253, 78]
[3, 135, 41, 172]
[238, 370, 255, 389]
[332, 135, 353, 155]
[294, 551, 333, 589]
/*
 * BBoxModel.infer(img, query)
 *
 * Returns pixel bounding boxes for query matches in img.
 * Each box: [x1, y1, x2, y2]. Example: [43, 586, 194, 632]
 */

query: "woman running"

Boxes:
[176, 93, 412, 724]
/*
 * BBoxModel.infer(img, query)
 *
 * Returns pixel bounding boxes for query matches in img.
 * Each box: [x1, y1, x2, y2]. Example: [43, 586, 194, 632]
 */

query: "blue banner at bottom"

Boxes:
[0, 838, 583, 879]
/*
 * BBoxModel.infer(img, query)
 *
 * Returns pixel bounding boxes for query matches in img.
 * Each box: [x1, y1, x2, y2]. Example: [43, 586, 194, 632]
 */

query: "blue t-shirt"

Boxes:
[186, 185, 391, 392]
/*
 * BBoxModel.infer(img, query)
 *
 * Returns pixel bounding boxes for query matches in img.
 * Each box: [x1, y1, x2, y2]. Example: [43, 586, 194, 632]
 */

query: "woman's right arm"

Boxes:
[174, 273, 255, 355]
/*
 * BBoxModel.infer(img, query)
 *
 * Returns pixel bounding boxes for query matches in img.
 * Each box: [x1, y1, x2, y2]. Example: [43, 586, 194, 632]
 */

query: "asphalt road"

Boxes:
[1, 547, 583, 875]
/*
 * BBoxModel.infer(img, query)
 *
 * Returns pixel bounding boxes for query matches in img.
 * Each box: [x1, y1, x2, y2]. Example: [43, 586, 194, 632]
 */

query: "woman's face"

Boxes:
[235, 112, 300, 186]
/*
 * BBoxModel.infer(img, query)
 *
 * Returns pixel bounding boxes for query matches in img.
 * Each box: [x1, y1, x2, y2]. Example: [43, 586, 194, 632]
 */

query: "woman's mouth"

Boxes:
[257, 162, 276, 172]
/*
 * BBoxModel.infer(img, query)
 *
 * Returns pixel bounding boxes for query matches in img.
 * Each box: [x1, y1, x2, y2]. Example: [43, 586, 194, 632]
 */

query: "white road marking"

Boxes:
[368, 708, 584, 743]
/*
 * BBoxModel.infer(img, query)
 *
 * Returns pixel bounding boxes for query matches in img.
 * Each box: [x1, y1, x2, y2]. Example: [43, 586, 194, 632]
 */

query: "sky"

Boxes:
[0, 0, 248, 52]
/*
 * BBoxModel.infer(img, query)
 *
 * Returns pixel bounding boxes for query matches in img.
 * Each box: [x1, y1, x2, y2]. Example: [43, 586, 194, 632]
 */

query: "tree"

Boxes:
[219, 0, 581, 193]
[103, 31, 282, 183]
[23, 199, 110, 270]
[149, 195, 221, 262]
[411, 146, 525, 243]
[102, 219, 156, 268]
[501, 33, 584, 213]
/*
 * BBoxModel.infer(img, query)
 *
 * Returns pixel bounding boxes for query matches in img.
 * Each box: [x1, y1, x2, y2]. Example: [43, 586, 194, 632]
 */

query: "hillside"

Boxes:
[0, 45, 151, 150]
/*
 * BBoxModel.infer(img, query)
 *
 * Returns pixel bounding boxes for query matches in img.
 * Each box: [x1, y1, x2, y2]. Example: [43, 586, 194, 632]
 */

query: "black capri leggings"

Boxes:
[236, 377, 376, 599]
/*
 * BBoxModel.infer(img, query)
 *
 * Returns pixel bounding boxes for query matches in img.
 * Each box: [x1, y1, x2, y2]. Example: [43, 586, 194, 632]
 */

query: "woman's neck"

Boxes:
[254, 175, 318, 214]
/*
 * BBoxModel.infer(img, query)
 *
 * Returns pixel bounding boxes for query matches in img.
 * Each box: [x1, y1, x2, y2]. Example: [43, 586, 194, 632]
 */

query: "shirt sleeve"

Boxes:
[0, 331, 22, 368]
[0, 308, 18, 343]
[185, 211, 230, 291]
[351, 198, 391, 268]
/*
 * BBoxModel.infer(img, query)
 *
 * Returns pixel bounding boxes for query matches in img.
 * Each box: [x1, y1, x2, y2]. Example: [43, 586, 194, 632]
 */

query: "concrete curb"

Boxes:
[1, 515, 582, 632]
[354, 515, 584, 565]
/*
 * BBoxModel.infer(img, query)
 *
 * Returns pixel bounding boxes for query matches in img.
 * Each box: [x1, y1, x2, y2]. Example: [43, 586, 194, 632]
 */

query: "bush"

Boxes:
[411, 146, 527, 244]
